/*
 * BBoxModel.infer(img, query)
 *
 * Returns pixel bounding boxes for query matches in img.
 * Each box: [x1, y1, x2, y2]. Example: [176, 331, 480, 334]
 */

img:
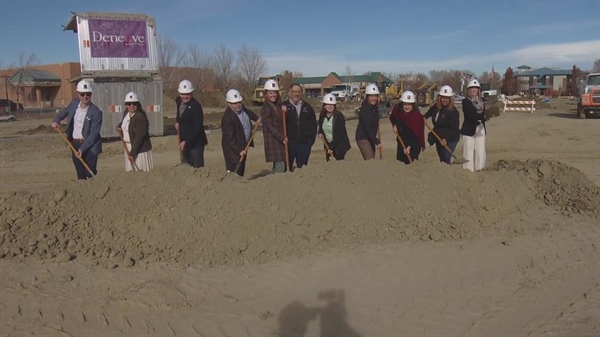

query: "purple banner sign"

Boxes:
[88, 19, 148, 58]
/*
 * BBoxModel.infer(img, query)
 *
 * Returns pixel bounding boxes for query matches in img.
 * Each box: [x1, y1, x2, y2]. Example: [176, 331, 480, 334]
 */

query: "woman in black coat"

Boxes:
[355, 83, 382, 160]
[318, 94, 351, 161]
[423, 85, 460, 164]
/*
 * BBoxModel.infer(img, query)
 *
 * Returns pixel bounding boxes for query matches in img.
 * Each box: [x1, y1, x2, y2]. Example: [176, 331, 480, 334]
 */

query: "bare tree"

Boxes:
[11, 51, 40, 108]
[237, 44, 266, 90]
[593, 58, 600, 73]
[157, 35, 184, 90]
[185, 44, 213, 92]
[569, 65, 581, 96]
[344, 65, 355, 83]
[212, 44, 236, 91]
[428, 70, 445, 85]
[292, 71, 303, 78]
[280, 70, 294, 91]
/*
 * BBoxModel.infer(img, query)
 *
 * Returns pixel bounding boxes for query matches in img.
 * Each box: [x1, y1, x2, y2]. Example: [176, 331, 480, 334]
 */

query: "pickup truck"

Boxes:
[577, 73, 600, 119]
[329, 84, 359, 102]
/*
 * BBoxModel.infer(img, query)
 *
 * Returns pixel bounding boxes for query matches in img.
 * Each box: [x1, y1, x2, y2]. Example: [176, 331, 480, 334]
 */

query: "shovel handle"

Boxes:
[117, 128, 139, 171]
[55, 127, 95, 177]
[234, 121, 260, 174]
[176, 126, 183, 162]
[423, 119, 459, 160]
[394, 128, 412, 163]
[376, 127, 383, 160]
[282, 108, 290, 171]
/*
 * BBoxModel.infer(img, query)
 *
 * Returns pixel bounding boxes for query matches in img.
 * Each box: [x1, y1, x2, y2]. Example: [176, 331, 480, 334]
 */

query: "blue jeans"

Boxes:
[435, 140, 458, 164]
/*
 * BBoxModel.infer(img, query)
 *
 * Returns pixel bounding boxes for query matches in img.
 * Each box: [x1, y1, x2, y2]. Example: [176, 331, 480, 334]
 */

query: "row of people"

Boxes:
[50, 78, 487, 180]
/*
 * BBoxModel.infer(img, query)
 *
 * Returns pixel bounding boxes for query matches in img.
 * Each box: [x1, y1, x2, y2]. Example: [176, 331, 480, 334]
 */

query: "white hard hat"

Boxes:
[322, 94, 337, 104]
[178, 79, 194, 94]
[400, 90, 416, 103]
[76, 80, 92, 93]
[365, 83, 380, 95]
[264, 79, 279, 91]
[124, 91, 139, 103]
[467, 79, 481, 89]
[226, 89, 243, 103]
[439, 85, 454, 97]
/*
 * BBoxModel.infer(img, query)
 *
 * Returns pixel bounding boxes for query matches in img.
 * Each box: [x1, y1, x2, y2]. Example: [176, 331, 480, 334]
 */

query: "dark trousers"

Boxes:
[435, 140, 458, 164]
[182, 145, 205, 168]
[71, 140, 98, 180]
[225, 157, 246, 177]
[324, 145, 346, 162]
[288, 142, 312, 170]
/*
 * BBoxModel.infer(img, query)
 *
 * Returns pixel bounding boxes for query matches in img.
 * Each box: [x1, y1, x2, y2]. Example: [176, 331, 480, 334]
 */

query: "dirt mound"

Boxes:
[485, 159, 600, 213]
[1, 160, 598, 268]
[16, 124, 56, 135]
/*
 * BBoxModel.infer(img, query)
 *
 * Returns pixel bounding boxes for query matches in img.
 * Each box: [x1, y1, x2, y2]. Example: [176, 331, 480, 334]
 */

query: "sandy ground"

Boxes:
[0, 97, 599, 336]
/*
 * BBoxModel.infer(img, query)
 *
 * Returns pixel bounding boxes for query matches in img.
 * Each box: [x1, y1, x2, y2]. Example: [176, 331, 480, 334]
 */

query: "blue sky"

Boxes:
[0, 0, 598, 77]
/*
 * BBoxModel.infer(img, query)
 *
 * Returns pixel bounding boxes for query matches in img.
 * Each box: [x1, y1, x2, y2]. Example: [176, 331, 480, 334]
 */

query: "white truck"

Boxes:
[329, 84, 359, 102]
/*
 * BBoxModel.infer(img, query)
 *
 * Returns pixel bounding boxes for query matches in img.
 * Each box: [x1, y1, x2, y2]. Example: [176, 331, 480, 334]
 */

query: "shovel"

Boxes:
[117, 127, 139, 171]
[423, 119, 468, 165]
[233, 120, 260, 174]
[282, 106, 290, 171]
[55, 127, 95, 178]
[394, 128, 413, 163]
[376, 126, 383, 160]
[321, 135, 332, 160]
[176, 126, 183, 162]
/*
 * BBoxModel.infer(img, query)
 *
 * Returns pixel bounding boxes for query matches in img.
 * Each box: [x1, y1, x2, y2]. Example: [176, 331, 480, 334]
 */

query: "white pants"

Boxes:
[462, 124, 486, 172]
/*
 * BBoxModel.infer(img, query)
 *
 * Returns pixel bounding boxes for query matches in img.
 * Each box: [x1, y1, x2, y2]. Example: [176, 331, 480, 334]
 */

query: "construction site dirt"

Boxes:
[0, 97, 598, 336]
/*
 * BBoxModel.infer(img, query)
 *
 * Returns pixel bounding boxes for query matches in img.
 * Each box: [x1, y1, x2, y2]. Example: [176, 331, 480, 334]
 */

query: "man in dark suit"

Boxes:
[175, 79, 207, 168]
[51, 80, 103, 180]
[220, 89, 260, 176]
[283, 83, 317, 170]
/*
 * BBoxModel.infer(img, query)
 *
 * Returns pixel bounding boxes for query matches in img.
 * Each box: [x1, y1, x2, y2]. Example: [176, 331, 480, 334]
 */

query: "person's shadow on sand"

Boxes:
[278, 289, 362, 337]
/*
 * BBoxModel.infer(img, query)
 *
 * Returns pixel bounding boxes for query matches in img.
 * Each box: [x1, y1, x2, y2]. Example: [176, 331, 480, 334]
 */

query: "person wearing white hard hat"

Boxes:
[460, 79, 487, 171]
[317, 94, 351, 161]
[221, 89, 260, 176]
[116, 91, 153, 172]
[355, 83, 383, 160]
[389, 90, 425, 164]
[423, 85, 460, 164]
[282, 83, 317, 170]
[50, 80, 103, 180]
[261, 79, 288, 172]
[175, 79, 207, 168]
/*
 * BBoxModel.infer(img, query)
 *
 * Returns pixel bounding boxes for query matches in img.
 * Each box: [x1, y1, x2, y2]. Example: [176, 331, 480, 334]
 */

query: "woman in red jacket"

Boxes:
[389, 91, 424, 164]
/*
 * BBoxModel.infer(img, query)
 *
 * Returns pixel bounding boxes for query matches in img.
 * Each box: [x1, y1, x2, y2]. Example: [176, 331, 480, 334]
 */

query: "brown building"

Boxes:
[1, 62, 81, 110]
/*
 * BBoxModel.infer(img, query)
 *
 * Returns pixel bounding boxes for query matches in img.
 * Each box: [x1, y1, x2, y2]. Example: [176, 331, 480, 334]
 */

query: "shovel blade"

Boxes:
[453, 157, 469, 165]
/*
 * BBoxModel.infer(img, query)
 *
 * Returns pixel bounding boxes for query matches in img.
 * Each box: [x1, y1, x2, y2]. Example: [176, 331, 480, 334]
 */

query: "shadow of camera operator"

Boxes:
[278, 289, 362, 337]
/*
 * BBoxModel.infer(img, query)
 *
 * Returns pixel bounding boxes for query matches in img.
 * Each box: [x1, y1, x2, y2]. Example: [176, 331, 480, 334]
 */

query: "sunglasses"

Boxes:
[125, 102, 137, 106]
[79, 93, 92, 97]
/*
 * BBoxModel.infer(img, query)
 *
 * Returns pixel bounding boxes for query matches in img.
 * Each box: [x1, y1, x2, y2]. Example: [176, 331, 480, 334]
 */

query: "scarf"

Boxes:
[391, 106, 425, 148]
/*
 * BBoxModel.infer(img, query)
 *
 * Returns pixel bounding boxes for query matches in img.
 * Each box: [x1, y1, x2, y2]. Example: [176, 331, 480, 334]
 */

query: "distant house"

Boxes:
[513, 66, 573, 95]
[294, 71, 393, 97]
[1, 63, 81, 109]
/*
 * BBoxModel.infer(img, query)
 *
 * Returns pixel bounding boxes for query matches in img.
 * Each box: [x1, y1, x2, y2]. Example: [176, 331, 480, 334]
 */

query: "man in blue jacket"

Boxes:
[51, 80, 103, 180]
